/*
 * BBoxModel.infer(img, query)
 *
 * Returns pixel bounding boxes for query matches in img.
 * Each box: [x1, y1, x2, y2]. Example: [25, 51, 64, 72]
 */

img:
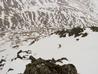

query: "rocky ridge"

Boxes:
[0, 0, 98, 47]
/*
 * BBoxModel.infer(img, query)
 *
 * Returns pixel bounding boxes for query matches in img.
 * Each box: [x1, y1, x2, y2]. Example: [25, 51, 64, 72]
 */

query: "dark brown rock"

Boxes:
[24, 57, 78, 74]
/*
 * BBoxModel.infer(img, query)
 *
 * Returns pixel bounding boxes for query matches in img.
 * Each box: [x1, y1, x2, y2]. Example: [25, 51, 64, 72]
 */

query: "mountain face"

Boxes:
[0, 0, 97, 32]
[0, 0, 98, 46]
[0, 0, 98, 74]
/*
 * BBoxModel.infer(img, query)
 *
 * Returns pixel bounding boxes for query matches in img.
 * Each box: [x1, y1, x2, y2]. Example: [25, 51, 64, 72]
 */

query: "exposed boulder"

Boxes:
[24, 56, 78, 74]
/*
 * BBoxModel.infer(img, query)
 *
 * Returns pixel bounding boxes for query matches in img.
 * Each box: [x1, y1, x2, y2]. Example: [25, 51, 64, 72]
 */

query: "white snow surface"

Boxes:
[0, 29, 98, 74]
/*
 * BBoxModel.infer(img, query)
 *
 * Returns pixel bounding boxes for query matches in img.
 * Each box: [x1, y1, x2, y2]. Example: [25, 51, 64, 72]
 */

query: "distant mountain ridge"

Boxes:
[0, 0, 97, 32]
[0, 0, 98, 46]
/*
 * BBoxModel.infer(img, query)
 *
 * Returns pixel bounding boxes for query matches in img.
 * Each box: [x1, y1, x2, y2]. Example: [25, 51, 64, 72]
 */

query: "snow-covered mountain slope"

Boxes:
[0, 0, 98, 74]
[0, 0, 98, 47]
[0, 29, 98, 74]
[0, 0, 97, 31]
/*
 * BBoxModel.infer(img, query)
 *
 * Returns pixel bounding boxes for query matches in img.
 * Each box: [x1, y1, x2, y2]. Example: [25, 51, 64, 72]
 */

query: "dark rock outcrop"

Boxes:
[90, 26, 98, 32]
[55, 27, 88, 40]
[24, 56, 78, 74]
